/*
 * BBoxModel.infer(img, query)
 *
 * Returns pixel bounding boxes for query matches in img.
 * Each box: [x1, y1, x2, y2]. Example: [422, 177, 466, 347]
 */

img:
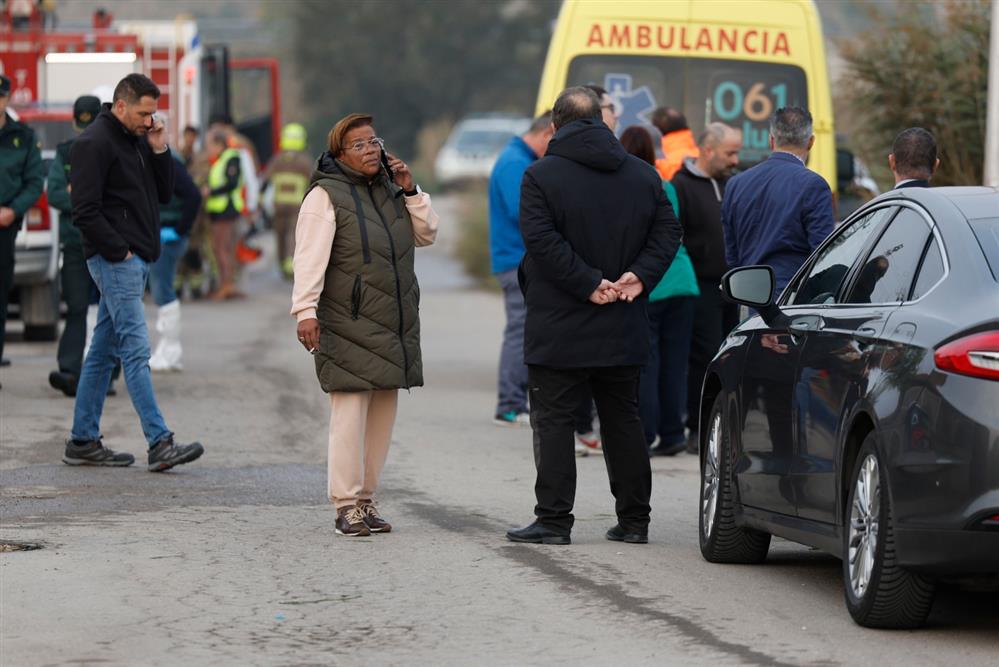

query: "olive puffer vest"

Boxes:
[309, 153, 423, 392]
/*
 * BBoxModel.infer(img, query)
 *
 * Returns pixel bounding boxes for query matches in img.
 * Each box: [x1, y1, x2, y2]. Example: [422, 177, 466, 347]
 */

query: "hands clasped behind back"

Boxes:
[588, 271, 645, 305]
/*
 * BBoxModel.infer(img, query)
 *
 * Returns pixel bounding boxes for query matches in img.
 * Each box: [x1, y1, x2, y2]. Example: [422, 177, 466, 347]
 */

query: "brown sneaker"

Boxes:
[358, 501, 392, 533]
[335, 506, 371, 537]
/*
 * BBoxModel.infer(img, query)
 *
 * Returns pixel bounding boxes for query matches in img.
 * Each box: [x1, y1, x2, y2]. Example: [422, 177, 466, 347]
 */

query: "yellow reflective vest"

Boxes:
[206, 148, 244, 216]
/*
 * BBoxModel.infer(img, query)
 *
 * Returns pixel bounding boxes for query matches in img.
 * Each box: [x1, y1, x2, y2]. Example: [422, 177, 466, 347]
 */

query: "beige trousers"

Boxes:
[328, 389, 399, 509]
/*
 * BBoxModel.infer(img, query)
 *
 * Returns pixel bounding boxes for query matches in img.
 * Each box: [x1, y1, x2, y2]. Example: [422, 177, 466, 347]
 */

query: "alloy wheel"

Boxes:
[701, 411, 722, 538]
[848, 454, 881, 598]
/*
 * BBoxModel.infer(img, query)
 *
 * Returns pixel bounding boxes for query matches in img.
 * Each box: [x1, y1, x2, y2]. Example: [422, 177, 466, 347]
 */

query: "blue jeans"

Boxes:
[148, 238, 188, 306]
[639, 296, 696, 447]
[496, 268, 529, 415]
[71, 255, 171, 447]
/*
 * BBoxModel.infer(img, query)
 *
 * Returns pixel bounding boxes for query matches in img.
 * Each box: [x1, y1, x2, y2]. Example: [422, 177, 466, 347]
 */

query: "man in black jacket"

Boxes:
[889, 127, 938, 189]
[64, 73, 204, 472]
[506, 87, 682, 545]
[670, 122, 741, 454]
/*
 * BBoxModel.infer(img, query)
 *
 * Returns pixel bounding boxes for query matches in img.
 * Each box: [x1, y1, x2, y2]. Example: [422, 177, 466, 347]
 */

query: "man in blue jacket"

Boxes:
[721, 107, 834, 298]
[488, 111, 552, 426]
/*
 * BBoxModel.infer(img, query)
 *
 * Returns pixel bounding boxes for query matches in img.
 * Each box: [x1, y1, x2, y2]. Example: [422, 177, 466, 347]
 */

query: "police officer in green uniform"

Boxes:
[0, 73, 45, 374]
[47, 95, 109, 396]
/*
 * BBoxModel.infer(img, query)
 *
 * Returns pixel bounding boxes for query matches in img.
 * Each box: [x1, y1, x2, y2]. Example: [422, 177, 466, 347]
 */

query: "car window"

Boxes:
[788, 207, 895, 306]
[967, 217, 999, 281]
[910, 238, 945, 300]
[845, 209, 931, 304]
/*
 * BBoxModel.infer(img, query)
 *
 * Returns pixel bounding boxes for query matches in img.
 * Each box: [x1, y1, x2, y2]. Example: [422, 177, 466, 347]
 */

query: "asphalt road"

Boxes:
[1, 197, 997, 666]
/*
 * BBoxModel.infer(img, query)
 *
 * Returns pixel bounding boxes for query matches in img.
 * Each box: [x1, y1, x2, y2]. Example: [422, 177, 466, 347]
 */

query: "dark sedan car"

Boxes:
[697, 186, 999, 629]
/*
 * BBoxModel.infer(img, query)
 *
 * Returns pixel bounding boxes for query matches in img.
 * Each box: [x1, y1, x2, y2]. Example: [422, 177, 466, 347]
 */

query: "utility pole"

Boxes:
[986, 0, 999, 186]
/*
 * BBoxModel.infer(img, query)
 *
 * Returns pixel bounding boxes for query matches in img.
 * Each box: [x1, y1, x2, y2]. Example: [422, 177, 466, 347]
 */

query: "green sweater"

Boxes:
[649, 181, 699, 301]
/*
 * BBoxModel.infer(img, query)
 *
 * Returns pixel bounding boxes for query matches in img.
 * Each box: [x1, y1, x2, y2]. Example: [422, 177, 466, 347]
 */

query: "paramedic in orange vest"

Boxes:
[651, 107, 699, 181]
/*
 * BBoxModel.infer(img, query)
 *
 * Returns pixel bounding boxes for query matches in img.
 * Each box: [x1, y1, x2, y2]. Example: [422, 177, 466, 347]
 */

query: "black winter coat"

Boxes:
[670, 160, 729, 282]
[518, 118, 682, 367]
[70, 105, 175, 262]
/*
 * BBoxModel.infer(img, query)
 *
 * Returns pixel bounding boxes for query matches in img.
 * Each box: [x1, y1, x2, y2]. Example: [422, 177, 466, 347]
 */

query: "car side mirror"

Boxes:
[721, 266, 775, 308]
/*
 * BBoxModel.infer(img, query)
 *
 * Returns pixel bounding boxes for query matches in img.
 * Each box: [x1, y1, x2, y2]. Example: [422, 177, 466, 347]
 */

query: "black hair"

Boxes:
[891, 127, 937, 178]
[112, 73, 160, 104]
[650, 107, 688, 135]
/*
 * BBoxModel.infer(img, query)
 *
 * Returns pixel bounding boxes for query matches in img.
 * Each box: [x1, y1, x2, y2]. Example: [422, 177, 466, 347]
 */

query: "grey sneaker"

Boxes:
[147, 435, 204, 472]
[63, 439, 135, 467]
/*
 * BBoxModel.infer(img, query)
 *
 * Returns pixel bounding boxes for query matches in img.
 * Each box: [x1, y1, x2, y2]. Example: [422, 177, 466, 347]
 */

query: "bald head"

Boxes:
[695, 122, 742, 179]
[552, 86, 601, 130]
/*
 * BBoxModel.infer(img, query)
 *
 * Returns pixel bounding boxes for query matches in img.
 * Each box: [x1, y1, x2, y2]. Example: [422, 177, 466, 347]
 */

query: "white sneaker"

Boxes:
[574, 440, 590, 457]
[575, 430, 602, 455]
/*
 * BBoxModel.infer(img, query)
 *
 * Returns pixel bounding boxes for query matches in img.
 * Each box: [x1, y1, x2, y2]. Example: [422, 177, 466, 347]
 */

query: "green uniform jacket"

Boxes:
[309, 152, 422, 393]
[47, 138, 83, 246]
[0, 113, 45, 230]
[648, 181, 700, 302]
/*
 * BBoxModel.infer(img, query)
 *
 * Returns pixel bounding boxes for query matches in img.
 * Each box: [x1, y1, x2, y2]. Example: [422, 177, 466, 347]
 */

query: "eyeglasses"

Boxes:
[345, 137, 385, 153]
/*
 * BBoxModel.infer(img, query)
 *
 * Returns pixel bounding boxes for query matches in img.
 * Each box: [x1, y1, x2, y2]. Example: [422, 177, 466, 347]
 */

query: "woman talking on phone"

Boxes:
[291, 113, 439, 536]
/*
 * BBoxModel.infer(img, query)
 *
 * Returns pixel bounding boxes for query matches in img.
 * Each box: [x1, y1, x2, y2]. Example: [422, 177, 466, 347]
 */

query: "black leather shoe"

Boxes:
[605, 524, 648, 544]
[506, 521, 571, 545]
[49, 371, 78, 397]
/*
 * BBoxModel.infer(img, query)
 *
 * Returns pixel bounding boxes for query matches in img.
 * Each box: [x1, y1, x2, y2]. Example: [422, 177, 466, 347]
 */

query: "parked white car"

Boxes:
[434, 114, 531, 187]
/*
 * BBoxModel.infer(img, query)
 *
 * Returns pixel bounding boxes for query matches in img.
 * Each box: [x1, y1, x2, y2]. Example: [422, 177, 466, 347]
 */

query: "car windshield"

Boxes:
[566, 55, 808, 168]
[453, 129, 517, 154]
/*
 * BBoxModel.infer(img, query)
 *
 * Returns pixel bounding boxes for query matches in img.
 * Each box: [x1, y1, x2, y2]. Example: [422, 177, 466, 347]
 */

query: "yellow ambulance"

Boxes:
[535, 0, 837, 190]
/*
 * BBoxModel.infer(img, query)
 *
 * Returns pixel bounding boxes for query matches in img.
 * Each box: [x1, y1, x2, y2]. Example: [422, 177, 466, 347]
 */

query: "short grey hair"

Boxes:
[527, 110, 553, 134]
[697, 122, 736, 149]
[769, 107, 813, 148]
[551, 86, 600, 130]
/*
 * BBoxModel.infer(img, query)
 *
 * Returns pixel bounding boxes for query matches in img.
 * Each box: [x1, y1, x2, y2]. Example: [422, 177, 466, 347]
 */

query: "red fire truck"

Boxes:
[1, 9, 281, 339]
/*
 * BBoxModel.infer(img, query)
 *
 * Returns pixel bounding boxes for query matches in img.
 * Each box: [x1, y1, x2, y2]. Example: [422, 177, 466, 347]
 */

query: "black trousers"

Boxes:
[56, 243, 91, 377]
[0, 225, 16, 361]
[686, 278, 739, 435]
[528, 364, 651, 533]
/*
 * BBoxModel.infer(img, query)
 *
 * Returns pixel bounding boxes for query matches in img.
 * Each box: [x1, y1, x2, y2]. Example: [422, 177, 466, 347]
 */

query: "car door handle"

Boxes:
[789, 316, 824, 335]
[853, 327, 878, 346]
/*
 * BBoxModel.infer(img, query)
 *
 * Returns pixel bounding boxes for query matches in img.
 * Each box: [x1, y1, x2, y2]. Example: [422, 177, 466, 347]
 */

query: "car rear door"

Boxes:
[792, 205, 936, 524]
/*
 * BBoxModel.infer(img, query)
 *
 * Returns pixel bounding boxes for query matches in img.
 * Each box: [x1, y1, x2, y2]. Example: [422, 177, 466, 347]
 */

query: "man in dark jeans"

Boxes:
[506, 87, 681, 545]
[63, 73, 204, 472]
[0, 73, 45, 378]
[670, 122, 742, 454]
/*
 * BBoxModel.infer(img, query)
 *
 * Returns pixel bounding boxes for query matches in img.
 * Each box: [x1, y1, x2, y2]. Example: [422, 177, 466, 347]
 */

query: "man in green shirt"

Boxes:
[0, 73, 45, 375]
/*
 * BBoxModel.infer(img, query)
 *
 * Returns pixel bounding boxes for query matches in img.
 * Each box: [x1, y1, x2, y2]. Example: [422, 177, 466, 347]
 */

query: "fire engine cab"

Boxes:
[1, 6, 281, 340]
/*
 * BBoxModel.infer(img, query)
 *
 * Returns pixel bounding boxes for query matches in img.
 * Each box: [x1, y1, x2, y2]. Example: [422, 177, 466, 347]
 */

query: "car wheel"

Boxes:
[699, 393, 771, 563]
[843, 433, 935, 628]
[23, 323, 58, 342]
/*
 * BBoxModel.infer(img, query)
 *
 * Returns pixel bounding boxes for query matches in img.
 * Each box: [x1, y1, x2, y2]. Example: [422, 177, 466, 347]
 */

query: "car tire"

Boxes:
[23, 323, 58, 342]
[843, 433, 935, 628]
[699, 393, 772, 563]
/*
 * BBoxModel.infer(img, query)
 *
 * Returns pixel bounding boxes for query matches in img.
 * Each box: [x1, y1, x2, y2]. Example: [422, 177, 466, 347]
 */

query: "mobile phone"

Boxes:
[380, 148, 392, 176]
